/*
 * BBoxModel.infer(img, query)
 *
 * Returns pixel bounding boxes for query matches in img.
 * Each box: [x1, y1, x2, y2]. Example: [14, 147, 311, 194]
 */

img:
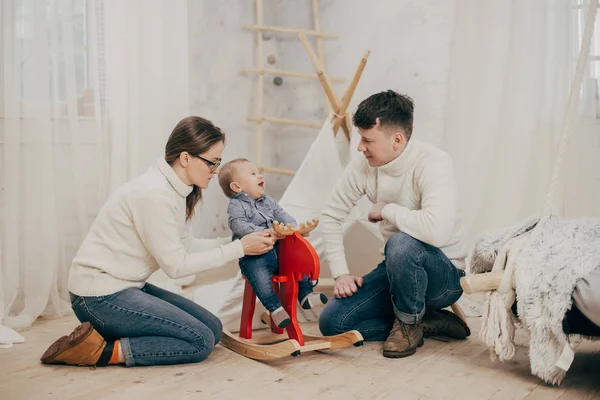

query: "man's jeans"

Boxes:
[319, 232, 465, 341]
[240, 244, 314, 312]
[70, 283, 222, 366]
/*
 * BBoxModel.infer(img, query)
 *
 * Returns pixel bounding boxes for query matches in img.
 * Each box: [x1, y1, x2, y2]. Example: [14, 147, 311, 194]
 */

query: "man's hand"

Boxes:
[265, 228, 286, 241]
[368, 202, 387, 223]
[334, 274, 364, 298]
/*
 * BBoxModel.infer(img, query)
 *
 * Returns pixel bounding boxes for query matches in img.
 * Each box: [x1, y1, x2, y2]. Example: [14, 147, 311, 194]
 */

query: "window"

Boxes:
[575, 0, 600, 120]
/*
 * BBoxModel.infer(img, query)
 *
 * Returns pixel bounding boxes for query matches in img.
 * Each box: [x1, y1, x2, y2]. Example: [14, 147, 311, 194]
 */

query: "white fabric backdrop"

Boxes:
[442, 0, 600, 252]
[0, 0, 190, 343]
[1, 0, 98, 338]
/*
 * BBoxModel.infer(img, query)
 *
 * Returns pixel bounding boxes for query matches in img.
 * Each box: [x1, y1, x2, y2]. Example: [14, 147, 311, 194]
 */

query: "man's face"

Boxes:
[356, 121, 404, 167]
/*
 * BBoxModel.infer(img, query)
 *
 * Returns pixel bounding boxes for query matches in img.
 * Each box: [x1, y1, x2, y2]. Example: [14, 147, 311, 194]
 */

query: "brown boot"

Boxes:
[41, 322, 108, 366]
[422, 309, 471, 340]
[383, 318, 424, 358]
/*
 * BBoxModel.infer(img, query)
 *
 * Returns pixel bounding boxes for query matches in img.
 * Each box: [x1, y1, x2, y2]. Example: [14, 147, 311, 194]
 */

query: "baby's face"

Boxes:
[233, 162, 265, 199]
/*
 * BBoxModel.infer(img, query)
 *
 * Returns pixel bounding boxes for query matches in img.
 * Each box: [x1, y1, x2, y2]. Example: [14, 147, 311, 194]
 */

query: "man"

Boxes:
[318, 90, 470, 358]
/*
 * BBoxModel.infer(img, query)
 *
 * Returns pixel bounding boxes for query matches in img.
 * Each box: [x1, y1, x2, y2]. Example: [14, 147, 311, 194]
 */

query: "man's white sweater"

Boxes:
[321, 139, 466, 278]
[68, 158, 244, 297]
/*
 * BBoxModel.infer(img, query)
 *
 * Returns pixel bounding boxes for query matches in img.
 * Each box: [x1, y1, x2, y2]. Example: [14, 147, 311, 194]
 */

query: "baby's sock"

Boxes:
[271, 307, 291, 328]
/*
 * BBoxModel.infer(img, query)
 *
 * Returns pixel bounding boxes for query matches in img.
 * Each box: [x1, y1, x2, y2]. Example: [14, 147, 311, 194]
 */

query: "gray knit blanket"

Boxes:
[470, 214, 600, 385]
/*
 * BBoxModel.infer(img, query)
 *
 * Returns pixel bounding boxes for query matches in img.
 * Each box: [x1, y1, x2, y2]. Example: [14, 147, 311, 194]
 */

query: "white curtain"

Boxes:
[442, 0, 600, 250]
[1, 0, 98, 333]
[103, 0, 190, 193]
[564, 1, 600, 218]
[0, 0, 190, 336]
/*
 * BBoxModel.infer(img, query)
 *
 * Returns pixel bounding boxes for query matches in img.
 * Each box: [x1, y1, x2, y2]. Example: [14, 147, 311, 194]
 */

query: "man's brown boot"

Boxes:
[383, 318, 424, 358]
[422, 309, 471, 340]
[40, 322, 108, 366]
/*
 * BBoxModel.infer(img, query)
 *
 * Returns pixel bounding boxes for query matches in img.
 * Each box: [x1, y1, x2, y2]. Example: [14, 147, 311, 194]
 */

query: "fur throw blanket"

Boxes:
[470, 214, 600, 385]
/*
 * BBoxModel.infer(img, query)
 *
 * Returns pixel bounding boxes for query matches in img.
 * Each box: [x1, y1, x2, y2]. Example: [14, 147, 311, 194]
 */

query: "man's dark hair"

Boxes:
[352, 90, 414, 140]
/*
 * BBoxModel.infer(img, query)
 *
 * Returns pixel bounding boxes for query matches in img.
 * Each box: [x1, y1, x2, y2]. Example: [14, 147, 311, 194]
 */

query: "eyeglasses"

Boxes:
[194, 154, 221, 173]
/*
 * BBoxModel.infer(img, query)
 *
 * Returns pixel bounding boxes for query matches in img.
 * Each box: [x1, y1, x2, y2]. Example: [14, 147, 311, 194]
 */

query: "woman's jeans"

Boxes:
[319, 233, 465, 341]
[70, 283, 222, 366]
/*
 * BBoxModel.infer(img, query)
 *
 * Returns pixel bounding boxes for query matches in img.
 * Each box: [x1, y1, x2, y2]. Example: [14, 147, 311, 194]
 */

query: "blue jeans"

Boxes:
[240, 246, 313, 312]
[70, 283, 222, 366]
[319, 233, 465, 341]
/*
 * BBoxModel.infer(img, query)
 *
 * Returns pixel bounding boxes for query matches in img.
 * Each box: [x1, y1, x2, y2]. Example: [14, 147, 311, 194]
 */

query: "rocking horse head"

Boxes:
[273, 219, 320, 282]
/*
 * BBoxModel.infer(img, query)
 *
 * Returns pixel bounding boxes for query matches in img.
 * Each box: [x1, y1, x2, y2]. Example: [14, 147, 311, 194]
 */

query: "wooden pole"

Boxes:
[245, 24, 339, 38]
[332, 50, 370, 134]
[297, 34, 340, 104]
[298, 32, 350, 140]
[317, 72, 339, 118]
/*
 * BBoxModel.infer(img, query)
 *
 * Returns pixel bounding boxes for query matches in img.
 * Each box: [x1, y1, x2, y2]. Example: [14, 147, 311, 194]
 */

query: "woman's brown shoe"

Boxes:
[40, 322, 107, 366]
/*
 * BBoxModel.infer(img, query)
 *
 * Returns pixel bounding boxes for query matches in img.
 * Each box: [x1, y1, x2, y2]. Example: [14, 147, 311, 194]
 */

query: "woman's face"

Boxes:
[185, 140, 224, 189]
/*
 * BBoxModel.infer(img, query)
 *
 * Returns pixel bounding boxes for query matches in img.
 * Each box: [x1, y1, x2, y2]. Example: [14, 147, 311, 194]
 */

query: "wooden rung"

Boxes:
[259, 166, 296, 176]
[255, 0, 264, 169]
[315, 277, 334, 289]
[245, 24, 339, 39]
[243, 68, 345, 82]
[248, 116, 322, 129]
[459, 271, 505, 294]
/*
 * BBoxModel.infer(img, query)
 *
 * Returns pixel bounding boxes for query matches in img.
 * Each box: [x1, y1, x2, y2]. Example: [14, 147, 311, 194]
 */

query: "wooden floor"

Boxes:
[1, 315, 599, 400]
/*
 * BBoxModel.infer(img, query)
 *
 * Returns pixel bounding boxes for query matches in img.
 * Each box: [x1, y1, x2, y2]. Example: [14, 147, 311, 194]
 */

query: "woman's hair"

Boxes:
[165, 116, 225, 220]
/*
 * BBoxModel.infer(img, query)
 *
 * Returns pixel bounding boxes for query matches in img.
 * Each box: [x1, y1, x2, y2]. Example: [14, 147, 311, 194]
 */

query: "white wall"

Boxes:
[189, 0, 457, 239]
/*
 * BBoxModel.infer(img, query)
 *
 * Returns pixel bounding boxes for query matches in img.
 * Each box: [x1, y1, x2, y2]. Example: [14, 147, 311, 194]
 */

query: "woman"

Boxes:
[40, 116, 275, 367]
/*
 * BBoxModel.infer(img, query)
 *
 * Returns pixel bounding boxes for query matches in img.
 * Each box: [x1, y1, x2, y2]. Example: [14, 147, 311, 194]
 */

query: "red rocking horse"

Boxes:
[220, 219, 364, 360]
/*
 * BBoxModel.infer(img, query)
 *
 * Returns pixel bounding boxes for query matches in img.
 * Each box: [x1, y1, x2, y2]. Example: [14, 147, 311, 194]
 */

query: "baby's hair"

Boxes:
[218, 158, 249, 198]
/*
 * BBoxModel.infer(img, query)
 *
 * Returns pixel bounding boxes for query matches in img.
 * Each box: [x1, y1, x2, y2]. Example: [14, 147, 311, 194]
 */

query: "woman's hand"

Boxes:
[240, 231, 276, 255]
[265, 228, 286, 240]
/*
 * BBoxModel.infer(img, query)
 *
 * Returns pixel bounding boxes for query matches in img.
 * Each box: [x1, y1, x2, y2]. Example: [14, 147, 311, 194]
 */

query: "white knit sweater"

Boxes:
[321, 139, 466, 278]
[68, 158, 244, 296]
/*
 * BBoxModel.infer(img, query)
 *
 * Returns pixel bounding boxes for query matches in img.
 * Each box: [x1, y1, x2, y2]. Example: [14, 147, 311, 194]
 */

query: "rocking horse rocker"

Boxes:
[220, 219, 364, 360]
